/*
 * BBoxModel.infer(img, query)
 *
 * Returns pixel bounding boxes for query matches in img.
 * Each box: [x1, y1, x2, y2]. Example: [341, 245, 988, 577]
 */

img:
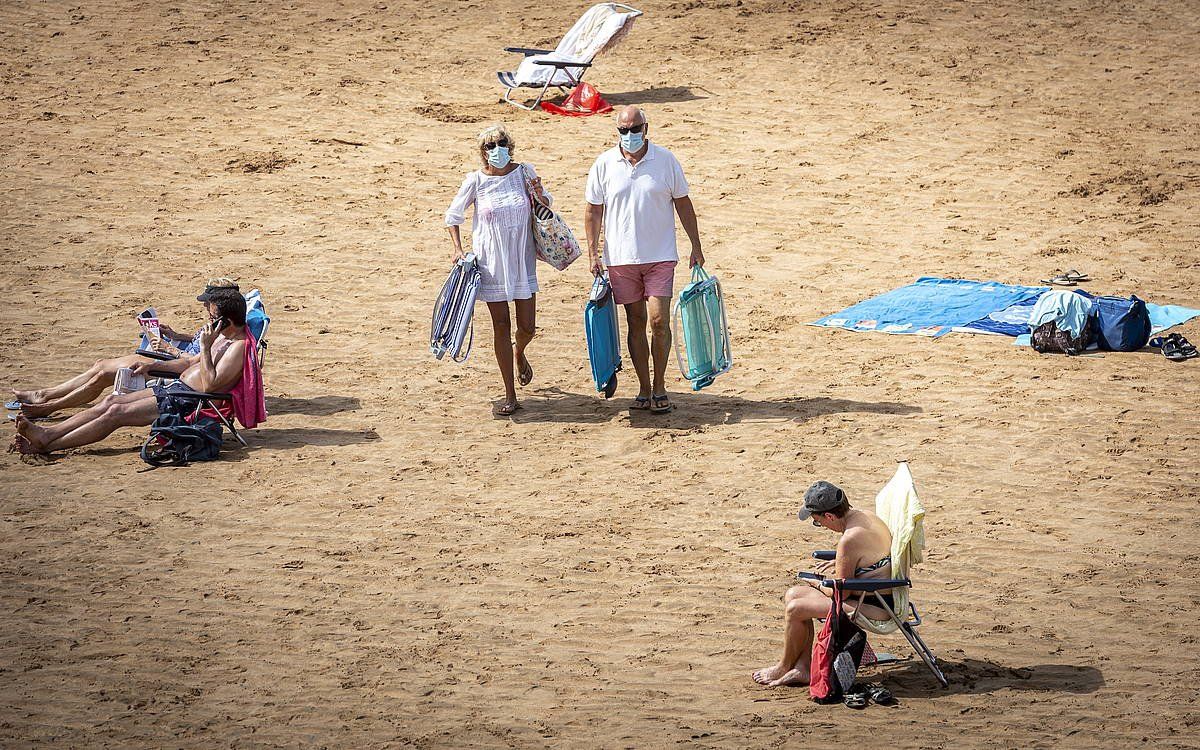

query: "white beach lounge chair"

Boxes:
[497, 3, 643, 111]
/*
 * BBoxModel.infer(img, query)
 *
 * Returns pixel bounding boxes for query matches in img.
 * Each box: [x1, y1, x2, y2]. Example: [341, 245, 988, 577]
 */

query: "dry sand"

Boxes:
[2, 0, 1199, 747]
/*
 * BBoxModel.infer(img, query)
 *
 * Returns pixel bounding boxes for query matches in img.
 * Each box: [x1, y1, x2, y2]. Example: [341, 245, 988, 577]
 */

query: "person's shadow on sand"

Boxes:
[511, 387, 921, 427]
[878, 658, 1104, 697]
[265, 395, 361, 416]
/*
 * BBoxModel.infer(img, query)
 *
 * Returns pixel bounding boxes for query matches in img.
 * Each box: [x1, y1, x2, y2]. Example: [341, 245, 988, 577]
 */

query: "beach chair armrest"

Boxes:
[836, 577, 912, 592]
[135, 349, 178, 361]
[147, 370, 181, 380]
[166, 390, 233, 402]
[812, 550, 837, 561]
[533, 59, 592, 69]
[505, 46, 552, 56]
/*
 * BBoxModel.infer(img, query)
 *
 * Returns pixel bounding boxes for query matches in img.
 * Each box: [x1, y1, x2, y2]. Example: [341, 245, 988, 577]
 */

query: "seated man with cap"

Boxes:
[752, 480, 895, 687]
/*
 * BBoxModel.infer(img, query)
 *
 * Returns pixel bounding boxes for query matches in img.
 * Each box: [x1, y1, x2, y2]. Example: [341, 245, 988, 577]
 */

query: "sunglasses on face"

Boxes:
[617, 123, 645, 135]
[483, 138, 510, 150]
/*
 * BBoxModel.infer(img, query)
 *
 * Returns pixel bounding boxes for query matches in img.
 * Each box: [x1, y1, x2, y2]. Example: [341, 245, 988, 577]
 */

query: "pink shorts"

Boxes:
[607, 261, 678, 305]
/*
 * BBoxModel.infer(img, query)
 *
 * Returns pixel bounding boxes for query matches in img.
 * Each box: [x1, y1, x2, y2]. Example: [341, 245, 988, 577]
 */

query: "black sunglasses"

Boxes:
[483, 138, 510, 150]
[616, 123, 645, 135]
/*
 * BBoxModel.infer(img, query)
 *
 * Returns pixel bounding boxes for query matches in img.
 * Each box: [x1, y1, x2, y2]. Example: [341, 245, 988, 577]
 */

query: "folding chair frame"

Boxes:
[498, 3, 643, 111]
[145, 372, 246, 448]
[808, 551, 949, 688]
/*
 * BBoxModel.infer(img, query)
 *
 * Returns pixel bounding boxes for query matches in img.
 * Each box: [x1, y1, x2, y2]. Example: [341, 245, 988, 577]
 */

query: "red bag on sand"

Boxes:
[539, 82, 613, 117]
[809, 583, 871, 703]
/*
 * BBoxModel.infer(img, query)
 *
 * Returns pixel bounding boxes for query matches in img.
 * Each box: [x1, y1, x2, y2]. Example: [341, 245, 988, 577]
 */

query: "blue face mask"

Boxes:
[619, 129, 645, 153]
[487, 145, 511, 169]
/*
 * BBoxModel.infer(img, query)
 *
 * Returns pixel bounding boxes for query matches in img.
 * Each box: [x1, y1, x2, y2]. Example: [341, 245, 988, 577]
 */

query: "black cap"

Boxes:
[197, 283, 239, 301]
[797, 481, 846, 520]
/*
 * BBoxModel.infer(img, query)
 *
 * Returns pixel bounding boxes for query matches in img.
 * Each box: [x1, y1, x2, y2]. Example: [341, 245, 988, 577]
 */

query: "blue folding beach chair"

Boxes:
[672, 265, 732, 391]
[431, 254, 482, 363]
[584, 274, 622, 398]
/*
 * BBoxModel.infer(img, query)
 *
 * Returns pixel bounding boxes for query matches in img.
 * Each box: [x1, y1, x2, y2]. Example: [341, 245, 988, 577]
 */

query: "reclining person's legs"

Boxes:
[752, 584, 831, 687]
[15, 354, 149, 418]
[13, 388, 159, 454]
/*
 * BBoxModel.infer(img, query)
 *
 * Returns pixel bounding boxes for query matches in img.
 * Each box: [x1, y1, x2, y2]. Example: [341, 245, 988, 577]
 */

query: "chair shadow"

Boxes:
[511, 387, 920, 427]
[877, 658, 1104, 698]
[604, 86, 710, 105]
[265, 395, 361, 416]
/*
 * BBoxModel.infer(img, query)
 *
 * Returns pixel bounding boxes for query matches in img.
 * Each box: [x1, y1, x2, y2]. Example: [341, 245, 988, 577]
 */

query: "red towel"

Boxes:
[539, 82, 613, 117]
[231, 331, 267, 428]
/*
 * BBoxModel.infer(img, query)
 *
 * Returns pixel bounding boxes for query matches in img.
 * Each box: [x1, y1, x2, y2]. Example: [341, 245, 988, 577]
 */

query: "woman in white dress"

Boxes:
[445, 123, 551, 416]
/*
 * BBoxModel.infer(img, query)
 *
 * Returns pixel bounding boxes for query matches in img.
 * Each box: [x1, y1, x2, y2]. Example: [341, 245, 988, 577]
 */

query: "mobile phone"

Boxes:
[210, 317, 228, 334]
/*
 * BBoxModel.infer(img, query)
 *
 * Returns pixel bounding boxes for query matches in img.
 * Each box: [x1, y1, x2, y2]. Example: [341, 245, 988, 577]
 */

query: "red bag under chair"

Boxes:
[539, 82, 613, 117]
[810, 582, 873, 703]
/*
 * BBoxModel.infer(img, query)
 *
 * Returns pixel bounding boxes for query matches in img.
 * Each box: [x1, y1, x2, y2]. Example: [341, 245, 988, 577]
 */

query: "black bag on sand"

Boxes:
[1031, 316, 1097, 356]
[141, 412, 224, 467]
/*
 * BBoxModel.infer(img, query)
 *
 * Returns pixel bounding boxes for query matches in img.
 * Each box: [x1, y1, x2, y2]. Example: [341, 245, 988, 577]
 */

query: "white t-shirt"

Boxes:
[585, 142, 690, 266]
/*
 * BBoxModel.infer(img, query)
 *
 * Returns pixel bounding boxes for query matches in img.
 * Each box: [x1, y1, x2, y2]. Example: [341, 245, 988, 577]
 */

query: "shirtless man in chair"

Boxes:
[752, 481, 895, 687]
[10, 288, 248, 457]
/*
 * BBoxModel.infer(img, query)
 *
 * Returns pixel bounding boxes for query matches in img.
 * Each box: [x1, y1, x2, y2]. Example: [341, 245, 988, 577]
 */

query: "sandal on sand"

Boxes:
[1162, 334, 1189, 362]
[843, 688, 869, 710]
[1178, 335, 1198, 359]
[650, 394, 674, 414]
[517, 359, 533, 387]
[494, 400, 520, 417]
[864, 683, 896, 705]
[1063, 269, 1090, 283]
[5, 400, 22, 410]
[630, 396, 651, 411]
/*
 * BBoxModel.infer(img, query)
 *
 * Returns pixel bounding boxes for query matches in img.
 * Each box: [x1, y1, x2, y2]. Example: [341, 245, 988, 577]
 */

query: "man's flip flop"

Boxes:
[7, 413, 49, 423]
[1063, 269, 1090, 283]
[5, 400, 22, 410]
[630, 396, 651, 411]
[650, 394, 674, 414]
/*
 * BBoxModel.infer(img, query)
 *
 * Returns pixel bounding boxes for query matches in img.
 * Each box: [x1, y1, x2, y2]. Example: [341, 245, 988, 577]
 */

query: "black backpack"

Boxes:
[141, 412, 224, 467]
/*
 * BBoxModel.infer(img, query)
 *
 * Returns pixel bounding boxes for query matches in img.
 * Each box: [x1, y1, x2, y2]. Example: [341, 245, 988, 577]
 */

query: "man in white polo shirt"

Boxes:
[584, 105, 704, 414]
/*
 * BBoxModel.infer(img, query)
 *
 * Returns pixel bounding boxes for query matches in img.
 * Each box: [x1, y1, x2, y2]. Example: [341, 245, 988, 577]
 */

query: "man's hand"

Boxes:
[149, 335, 177, 355]
[814, 560, 835, 575]
[689, 244, 705, 269]
[158, 323, 178, 339]
[130, 361, 154, 377]
[199, 320, 220, 350]
[589, 253, 604, 277]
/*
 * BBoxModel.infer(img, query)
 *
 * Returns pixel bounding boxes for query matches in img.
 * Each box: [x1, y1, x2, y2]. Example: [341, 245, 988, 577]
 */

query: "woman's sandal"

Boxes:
[650, 394, 674, 414]
[494, 400, 520, 417]
[1177, 335, 1198, 359]
[517, 359, 534, 387]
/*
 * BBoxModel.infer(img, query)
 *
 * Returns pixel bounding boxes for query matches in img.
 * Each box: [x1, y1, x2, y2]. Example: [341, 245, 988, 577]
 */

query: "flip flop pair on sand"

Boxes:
[1040, 269, 1090, 286]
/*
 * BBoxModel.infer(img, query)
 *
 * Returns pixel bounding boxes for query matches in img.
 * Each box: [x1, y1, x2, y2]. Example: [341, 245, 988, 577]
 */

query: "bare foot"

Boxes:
[12, 389, 45, 405]
[768, 666, 810, 687]
[19, 401, 56, 419]
[14, 416, 49, 453]
[8, 434, 42, 456]
[752, 664, 790, 685]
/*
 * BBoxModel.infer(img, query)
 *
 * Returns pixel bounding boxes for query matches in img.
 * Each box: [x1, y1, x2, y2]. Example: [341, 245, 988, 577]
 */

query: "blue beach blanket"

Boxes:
[811, 277, 1046, 338]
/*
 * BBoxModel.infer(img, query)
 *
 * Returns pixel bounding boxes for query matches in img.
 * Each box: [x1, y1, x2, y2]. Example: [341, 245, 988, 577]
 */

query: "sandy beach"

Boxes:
[2, 0, 1199, 746]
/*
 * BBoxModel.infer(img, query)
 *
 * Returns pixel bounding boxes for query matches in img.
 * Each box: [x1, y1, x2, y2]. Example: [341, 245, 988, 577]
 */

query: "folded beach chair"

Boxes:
[805, 462, 949, 688]
[431, 254, 482, 363]
[672, 265, 732, 391]
[584, 273, 622, 398]
[497, 3, 643, 111]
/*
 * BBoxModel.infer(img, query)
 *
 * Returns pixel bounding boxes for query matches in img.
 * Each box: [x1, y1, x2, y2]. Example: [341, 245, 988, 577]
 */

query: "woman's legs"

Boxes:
[752, 585, 830, 686]
[15, 389, 159, 453]
[15, 354, 146, 417]
[485, 301, 517, 413]
[513, 295, 536, 386]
